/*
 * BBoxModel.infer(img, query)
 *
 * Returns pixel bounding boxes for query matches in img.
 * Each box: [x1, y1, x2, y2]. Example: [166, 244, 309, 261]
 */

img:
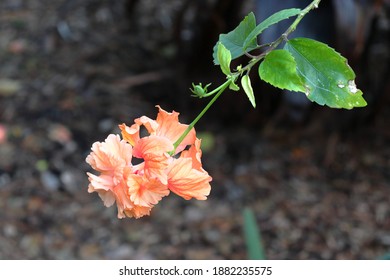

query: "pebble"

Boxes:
[0, 79, 21, 96]
[40, 171, 60, 191]
[3, 223, 17, 238]
[0, 142, 15, 169]
[105, 245, 134, 259]
[60, 170, 83, 193]
[0, 173, 11, 188]
[48, 124, 72, 144]
[20, 234, 43, 258]
[183, 205, 204, 223]
[79, 244, 101, 259]
[185, 248, 220, 260]
[99, 118, 115, 133]
[203, 228, 220, 243]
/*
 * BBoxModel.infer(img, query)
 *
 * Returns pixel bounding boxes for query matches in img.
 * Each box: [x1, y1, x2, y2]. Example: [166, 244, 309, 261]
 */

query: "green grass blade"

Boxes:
[242, 207, 266, 260]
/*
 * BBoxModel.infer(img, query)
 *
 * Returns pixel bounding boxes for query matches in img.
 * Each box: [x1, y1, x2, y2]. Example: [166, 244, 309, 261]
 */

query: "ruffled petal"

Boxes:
[135, 116, 159, 134]
[155, 106, 196, 153]
[124, 205, 152, 219]
[180, 138, 204, 171]
[87, 172, 113, 191]
[132, 136, 173, 184]
[167, 157, 212, 200]
[143, 153, 169, 184]
[87, 166, 147, 218]
[132, 135, 173, 158]
[127, 174, 169, 207]
[97, 190, 116, 207]
[119, 123, 140, 146]
[111, 180, 137, 219]
[86, 134, 132, 172]
[87, 172, 116, 207]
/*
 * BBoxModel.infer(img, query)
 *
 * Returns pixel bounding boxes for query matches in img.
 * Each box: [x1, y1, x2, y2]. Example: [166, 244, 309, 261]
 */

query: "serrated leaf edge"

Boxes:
[258, 49, 306, 93]
[285, 38, 367, 109]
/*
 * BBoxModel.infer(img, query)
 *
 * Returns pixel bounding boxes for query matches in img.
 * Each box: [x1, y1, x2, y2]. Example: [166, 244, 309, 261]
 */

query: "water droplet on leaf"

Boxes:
[348, 80, 358, 94]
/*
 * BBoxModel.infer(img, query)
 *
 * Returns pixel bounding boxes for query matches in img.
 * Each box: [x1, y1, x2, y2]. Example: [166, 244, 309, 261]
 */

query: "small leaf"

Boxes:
[258, 49, 306, 92]
[217, 42, 232, 76]
[241, 75, 256, 108]
[229, 80, 240, 91]
[243, 8, 301, 50]
[213, 12, 257, 65]
[285, 38, 367, 109]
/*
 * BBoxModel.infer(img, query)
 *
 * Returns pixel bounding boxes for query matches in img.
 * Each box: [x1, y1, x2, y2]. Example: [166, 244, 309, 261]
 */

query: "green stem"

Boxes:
[283, 0, 321, 39]
[239, 0, 321, 74]
[172, 0, 322, 153]
[171, 79, 231, 153]
[198, 80, 232, 98]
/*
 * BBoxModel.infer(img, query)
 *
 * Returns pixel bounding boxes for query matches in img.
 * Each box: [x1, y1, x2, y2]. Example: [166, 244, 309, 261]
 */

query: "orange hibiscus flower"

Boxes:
[86, 106, 212, 219]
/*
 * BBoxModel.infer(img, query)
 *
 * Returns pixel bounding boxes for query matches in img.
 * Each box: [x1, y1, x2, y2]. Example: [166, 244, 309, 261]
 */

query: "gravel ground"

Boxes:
[0, 0, 389, 260]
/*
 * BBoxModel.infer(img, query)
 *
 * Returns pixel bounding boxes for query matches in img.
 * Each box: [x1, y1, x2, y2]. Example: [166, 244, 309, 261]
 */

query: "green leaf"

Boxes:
[243, 207, 266, 260]
[229, 80, 240, 91]
[217, 42, 232, 76]
[213, 12, 257, 65]
[258, 49, 306, 92]
[285, 38, 367, 109]
[243, 8, 301, 50]
[241, 75, 256, 108]
[213, 9, 301, 65]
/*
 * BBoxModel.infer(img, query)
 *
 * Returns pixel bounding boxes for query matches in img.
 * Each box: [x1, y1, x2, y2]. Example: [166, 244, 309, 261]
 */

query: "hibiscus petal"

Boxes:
[97, 190, 116, 207]
[127, 174, 169, 207]
[143, 153, 169, 184]
[124, 205, 152, 219]
[155, 106, 196, 153]
[112, 181, 137, 219]
[180, 138, 204, 171]
[132, 135, 173, 158]
[87, 173, 116, 206]
[87, 172, 114, 192]
[135, 116, 159, 134]
[167, 158, 212, 200]
[119, 123, 140, 146]
[86, 134, 132, 172]
[132, 136, 173, 184]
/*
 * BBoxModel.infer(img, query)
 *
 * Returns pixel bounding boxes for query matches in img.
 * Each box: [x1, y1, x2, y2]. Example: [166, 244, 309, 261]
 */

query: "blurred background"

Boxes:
[0, 0, 389, 259]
